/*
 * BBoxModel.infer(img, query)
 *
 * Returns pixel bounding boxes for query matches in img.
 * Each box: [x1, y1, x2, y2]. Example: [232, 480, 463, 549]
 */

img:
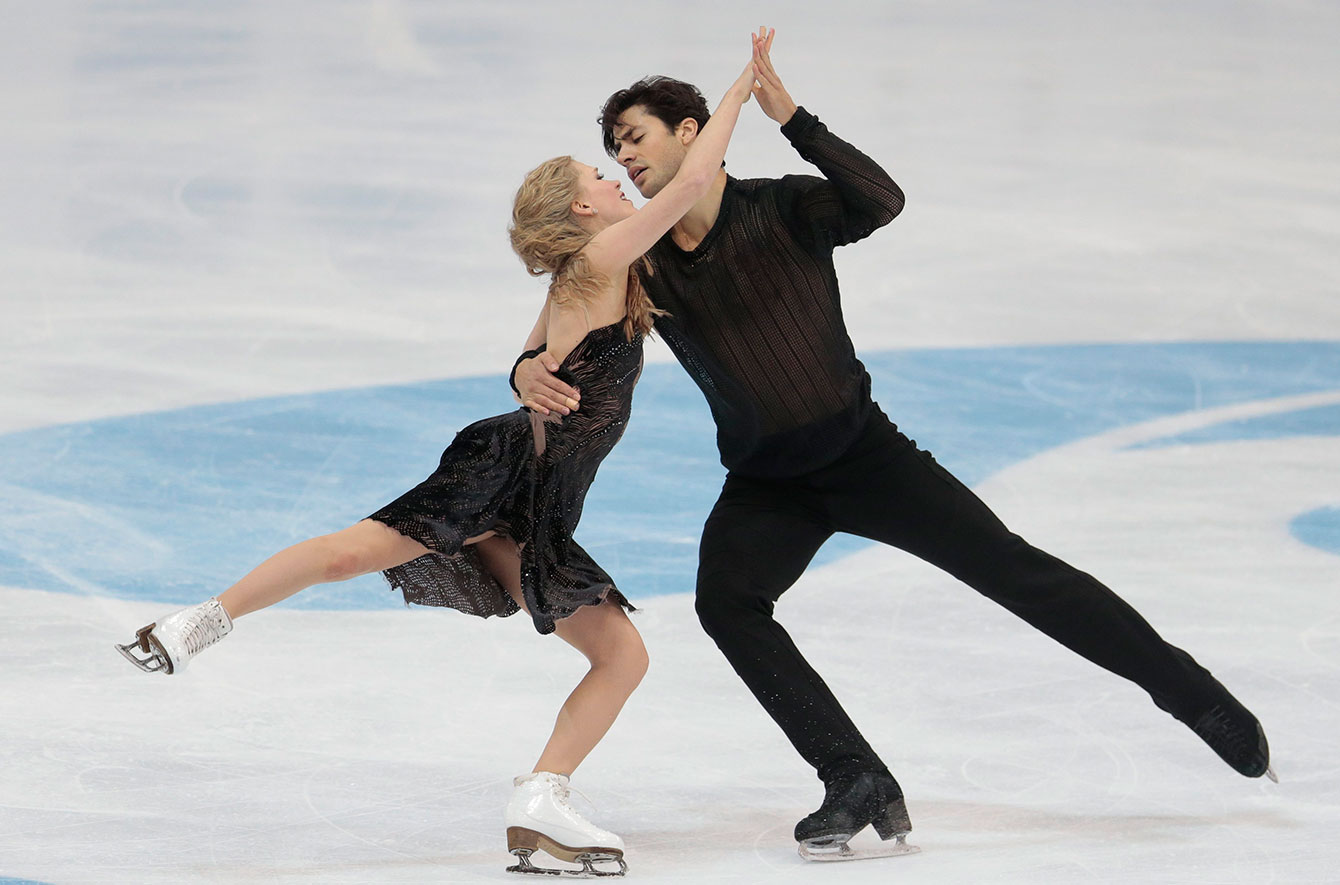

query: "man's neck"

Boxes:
[669, 169, 728, 252]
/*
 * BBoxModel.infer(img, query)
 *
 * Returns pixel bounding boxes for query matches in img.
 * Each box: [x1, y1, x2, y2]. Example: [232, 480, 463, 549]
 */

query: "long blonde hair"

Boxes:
[508, 156, 662, 340]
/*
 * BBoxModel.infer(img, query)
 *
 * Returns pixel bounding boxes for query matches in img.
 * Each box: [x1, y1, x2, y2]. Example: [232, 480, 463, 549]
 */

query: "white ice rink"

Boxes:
[3, 2, 1339, 882]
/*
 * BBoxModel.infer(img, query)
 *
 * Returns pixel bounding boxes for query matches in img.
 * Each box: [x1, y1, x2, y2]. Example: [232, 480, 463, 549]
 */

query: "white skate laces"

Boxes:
[529, 773, 592, 816]
[504, 771, 627, 877]
[115, 597, 233, 675]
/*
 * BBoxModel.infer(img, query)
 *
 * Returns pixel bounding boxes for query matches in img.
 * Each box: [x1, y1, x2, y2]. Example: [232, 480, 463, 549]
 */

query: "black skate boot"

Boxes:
[1187, 696, 1274, 780]
[794, 771, 918, 862]
[1154, 663, 1277, 781]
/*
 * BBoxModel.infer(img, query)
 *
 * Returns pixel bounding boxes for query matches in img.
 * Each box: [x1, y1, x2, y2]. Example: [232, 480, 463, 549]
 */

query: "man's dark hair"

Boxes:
[599, 76, 711, 159]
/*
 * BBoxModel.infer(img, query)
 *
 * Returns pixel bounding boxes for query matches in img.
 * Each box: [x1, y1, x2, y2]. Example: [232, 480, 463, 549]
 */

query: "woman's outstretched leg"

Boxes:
[218, 519, 429, 618]
[117, 519, 429, 673]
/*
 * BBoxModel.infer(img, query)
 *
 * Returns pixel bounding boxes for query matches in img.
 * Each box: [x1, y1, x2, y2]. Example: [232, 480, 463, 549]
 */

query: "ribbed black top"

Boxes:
[643, 106, 905, 477]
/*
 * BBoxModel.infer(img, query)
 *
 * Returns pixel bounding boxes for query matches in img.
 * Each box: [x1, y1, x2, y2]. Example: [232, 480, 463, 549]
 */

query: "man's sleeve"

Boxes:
[509, 347, 544, 395]
[778, 106, 905, 251]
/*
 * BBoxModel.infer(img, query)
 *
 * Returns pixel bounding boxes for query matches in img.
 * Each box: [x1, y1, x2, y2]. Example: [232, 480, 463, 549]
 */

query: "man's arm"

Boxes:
[752, 32, 905, 249]
[514, 352, 579, 416]
[511, 304, 581, 416]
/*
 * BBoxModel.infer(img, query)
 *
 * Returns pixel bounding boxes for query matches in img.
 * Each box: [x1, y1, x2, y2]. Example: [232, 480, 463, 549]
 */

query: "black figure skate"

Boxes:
[794, 770, 919, 862]
[1154, 652, 1278, 782]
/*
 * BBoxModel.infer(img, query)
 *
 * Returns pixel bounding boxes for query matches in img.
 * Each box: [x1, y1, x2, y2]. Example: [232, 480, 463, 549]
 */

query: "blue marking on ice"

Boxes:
[1127, 402, 1340, 450]
[1291, 507, 1340, 557]
[1, 341, 1338, 608]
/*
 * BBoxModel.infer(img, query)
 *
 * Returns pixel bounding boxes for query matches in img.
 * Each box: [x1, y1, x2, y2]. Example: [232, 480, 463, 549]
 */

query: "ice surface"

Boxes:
[2, 2, 1339, 882]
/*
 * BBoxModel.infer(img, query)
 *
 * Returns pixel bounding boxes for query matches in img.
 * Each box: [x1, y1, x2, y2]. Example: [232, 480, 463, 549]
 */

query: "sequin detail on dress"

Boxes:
[368, 322, 642, 634]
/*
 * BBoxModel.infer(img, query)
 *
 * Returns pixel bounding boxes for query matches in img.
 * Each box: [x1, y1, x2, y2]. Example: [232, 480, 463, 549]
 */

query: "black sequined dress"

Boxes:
[368, 321, 641, 634]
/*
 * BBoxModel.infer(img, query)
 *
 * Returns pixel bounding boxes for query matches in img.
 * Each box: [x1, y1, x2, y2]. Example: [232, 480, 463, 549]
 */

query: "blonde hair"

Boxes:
[508, 155, 662, 340]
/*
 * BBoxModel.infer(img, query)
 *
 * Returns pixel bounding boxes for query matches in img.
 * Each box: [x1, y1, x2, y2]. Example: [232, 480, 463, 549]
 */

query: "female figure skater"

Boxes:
[115, 35, 763, 877]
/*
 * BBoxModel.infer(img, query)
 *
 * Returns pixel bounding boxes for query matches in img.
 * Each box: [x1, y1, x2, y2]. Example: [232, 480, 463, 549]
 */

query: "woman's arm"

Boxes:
[509, 298, 555, 405]
[511, 298, 588, 410]
[583, 34, 763, 273]
[518, 30, 771, 415]
[522, 296, 549, 351]
[542, 301, 592, 367]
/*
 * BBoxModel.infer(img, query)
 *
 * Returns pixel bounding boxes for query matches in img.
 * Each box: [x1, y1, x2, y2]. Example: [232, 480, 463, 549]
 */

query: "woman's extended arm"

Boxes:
[517, 30, 772, 415]
[583, 34, 763, 272]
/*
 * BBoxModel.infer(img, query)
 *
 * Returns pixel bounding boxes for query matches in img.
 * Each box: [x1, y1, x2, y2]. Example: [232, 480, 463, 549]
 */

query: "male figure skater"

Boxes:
[513, 30, 1274, 856]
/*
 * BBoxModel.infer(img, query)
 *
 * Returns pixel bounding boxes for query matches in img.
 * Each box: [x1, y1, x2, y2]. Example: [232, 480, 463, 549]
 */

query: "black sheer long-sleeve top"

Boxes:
[643, 106, 905, 478]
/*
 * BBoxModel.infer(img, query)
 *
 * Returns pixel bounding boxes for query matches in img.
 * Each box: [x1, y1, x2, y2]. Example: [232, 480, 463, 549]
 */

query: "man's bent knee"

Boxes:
[694, 570, 773, 636]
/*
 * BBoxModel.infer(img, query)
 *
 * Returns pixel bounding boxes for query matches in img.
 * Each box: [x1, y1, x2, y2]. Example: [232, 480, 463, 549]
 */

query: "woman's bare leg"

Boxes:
[217, 519, 430, 618]
[474, 536, 649, 777]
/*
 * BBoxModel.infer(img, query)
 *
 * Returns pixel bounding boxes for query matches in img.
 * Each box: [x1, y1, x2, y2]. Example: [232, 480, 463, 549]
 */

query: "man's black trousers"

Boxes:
[694, 405, 1217, 783]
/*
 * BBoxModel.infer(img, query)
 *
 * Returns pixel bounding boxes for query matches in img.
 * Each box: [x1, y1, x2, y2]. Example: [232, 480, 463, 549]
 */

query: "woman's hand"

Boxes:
[726, 36, 759, 104]
[750, 27, 797, 125]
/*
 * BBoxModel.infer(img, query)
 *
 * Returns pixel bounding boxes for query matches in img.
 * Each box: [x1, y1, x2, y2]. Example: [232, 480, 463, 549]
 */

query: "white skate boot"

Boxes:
[115, 597, 233, 674]
[504, 771, 627, 878]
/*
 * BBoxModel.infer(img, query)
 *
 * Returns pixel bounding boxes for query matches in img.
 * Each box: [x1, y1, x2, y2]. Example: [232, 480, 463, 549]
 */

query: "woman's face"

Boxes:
[573, 162, 635, 225]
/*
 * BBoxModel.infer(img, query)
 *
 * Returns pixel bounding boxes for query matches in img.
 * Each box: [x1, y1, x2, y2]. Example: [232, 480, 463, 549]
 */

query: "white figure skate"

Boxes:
[504, 771, 627, 878]
[115, 597, 233, 674]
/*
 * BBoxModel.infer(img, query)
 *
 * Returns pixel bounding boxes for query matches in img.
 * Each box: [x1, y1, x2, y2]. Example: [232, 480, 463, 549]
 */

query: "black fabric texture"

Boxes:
[370, 322, 641, 634]
[694, 407, 1224, 780]
[643, 106, 905, 478]
[510, 347, 544, 395]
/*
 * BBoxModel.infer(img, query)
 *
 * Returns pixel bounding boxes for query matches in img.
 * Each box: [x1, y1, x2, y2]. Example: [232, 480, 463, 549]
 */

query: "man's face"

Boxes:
[610, 105, 691, 198]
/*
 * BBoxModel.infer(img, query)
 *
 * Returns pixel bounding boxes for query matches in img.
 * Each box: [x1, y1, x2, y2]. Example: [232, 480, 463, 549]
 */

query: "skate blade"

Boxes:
[799, 832, 921, 863]
[507, 849, 627, 878]
[114, 624, 169, 673]
[506, 828, 626, 878]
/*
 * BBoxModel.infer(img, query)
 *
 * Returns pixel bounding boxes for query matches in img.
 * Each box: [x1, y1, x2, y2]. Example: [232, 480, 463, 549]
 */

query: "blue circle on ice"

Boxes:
[0, 341, 1337, 608]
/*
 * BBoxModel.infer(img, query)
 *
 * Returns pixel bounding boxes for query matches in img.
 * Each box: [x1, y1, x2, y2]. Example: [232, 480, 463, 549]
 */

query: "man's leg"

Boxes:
[695, 474, 887, 783]
[821, 412, 1270, 776]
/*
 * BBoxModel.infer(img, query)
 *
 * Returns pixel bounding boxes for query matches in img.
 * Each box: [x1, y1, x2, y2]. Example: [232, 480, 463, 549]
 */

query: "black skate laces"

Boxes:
[1193, 704, 1256, 766]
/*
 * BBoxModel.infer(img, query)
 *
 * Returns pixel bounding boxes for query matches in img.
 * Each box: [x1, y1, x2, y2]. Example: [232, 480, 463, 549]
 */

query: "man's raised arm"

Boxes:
[752, 30, 905, 248]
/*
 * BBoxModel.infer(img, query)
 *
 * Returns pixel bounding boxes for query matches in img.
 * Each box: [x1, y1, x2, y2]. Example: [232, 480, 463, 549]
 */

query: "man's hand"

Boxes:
[751, 27, 797, 126]
[515, 354, 581, 416]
